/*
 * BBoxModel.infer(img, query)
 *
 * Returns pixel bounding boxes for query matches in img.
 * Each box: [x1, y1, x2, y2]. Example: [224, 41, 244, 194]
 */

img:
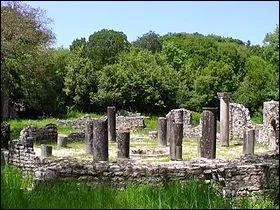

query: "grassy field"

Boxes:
[1, 163, 277, 209]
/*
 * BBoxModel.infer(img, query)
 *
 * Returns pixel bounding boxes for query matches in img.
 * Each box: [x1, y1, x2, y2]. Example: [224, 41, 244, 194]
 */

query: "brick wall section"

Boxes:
[2, 142, 278, 198]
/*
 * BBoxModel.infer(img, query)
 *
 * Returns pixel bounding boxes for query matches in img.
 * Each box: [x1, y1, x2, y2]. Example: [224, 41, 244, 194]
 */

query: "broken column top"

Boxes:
[217, 92, 232, 99]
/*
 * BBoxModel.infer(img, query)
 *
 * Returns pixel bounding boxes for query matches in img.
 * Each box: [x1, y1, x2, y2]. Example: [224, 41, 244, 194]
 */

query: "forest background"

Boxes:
[1, 1, 279, 120]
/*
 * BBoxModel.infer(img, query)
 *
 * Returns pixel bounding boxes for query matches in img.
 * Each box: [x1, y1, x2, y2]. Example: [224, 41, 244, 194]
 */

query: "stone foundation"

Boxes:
[1, 141, 278, 198]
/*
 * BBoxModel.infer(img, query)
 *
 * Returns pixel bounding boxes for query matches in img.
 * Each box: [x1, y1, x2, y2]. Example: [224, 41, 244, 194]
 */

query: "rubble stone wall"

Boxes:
[229, 103, 254, 140]
[257, 101, 279, 150]
[18, 124, 57, 146]
[2, 141, 278, 198]
[58, 115, 145, 133]
[166, 108, 202, 138]
[116, 116, 145, 131]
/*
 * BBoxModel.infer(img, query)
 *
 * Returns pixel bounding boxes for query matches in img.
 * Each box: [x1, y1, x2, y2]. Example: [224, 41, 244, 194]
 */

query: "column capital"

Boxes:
[217, 92, 231, 99]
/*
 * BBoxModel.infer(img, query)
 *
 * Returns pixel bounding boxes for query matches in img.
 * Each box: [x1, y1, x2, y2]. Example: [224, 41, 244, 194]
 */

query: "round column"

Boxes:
[217, 92, 231, 147]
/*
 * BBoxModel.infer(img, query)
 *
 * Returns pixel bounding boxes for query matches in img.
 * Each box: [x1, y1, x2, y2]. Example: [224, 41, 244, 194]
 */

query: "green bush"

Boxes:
[144, 116, 159, 130]
[251, 111, 263, 124]
[192, 112, 202, 126]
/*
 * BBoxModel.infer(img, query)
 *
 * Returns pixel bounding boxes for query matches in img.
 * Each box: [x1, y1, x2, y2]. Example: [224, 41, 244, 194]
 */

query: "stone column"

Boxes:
[41, 145, 52, 157]
[92, 118, 108, 161]
[157, 117, 167, 146]
[107, 106, 116, 142]
[117, 131, 130, 159]
[57, 134, 67, 147]
[166, 114, 172, 144]
[199, 107, 217, 159]
[217, 92, 231, 147]
[85, 121, 93, 154]
[243, 129, 255, 155]
[170, 122, 183, 160]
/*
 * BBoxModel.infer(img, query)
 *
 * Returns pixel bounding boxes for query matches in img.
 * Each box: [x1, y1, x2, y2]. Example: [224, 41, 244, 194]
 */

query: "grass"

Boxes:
[31, 134, 270, 163]
[2, 163, 277, 209]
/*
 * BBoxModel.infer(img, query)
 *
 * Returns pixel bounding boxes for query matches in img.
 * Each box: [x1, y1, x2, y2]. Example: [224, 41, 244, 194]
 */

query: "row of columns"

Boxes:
[42, 99, 255, 160]
[157, 105, 255, 160]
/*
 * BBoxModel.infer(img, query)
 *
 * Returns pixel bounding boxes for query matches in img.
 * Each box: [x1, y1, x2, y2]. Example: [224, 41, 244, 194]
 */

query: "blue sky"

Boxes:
[26, 1, 279, 49]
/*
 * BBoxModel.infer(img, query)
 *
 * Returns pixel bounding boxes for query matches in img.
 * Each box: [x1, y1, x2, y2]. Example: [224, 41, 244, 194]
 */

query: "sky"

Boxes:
[26, 1, 279, 49]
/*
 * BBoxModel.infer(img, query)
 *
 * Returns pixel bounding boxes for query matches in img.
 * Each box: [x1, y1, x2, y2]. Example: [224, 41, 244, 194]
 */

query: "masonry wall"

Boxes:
[2, 141, 278, 198]
[258, 101, 279, 150]
[58, 115, 145, 133]
[166, 108, 202, 138]
[229, 103, 254, 140]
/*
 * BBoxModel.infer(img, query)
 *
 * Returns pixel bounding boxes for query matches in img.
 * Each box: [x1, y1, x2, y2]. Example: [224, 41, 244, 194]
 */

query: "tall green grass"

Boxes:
[1, 164, 278, 209]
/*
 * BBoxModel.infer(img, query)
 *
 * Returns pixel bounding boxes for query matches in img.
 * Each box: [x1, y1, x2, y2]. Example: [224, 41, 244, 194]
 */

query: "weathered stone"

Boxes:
[116, 116, 145, 131]
[92, 118, 108, 161]
[117, 131, 130, 159]
[41, 145, 52, 157]
[243, 129, 255, 155]
[85, 121, 93, 154]
[229, 103, 253, 140]
[261, 101, 279, 150]
[57, 134, 67, 147]
[170, 122, 183, 161]
[157, 117, 167, 146]
[217, 92, 231, 147]
[107, 106, 116, 142]
[200, 107, 217, 159]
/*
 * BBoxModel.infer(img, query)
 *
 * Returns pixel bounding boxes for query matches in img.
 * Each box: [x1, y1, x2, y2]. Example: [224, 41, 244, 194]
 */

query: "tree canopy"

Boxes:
[1, 2, 278, 118]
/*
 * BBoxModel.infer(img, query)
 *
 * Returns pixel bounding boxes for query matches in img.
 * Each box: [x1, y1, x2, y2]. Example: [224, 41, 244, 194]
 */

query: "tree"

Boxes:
[91, 47, 179, 113]
[233, 56, 278, 112]
[69, 37, 87, 57]
[132, 31, 162, 53]
[1, 1, 55, 119]
[86, 29, 130, 70]
[63, 52, 97, 112]
[44, 48, 71, 115]
[263, 24, 279, 83]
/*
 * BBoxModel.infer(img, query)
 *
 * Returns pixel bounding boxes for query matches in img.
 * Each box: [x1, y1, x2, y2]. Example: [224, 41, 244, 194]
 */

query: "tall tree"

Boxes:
[1, 1, 55, 119]
[132, 31, 162, 53]
[86, 29, 130, 70]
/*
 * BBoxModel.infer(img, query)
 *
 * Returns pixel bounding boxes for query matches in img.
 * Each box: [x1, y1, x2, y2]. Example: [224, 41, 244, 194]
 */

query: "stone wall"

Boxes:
[166, 108, 202, 138]
[257, 101, 279, 150]
[58, 115, 145, 133]
[229, 103, 254, 140]
[2, 141, 278, 198]
[116, 116, 145, 131]
[18, 124, 57, 145]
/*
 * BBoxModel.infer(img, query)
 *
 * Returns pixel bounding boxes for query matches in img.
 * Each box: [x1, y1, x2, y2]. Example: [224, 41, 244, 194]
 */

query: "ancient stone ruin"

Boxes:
[229, 103, 254, 140]
[1, 139, 278, 198]
[1, 102, 279, 200]
[256, 101, 279, 150]
[165, 108, 201, 139]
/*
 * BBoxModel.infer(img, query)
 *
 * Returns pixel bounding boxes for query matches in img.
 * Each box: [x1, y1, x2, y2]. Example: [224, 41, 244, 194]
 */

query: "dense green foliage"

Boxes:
[1, 2, 278, 119]
[2, 164, 277, 209]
